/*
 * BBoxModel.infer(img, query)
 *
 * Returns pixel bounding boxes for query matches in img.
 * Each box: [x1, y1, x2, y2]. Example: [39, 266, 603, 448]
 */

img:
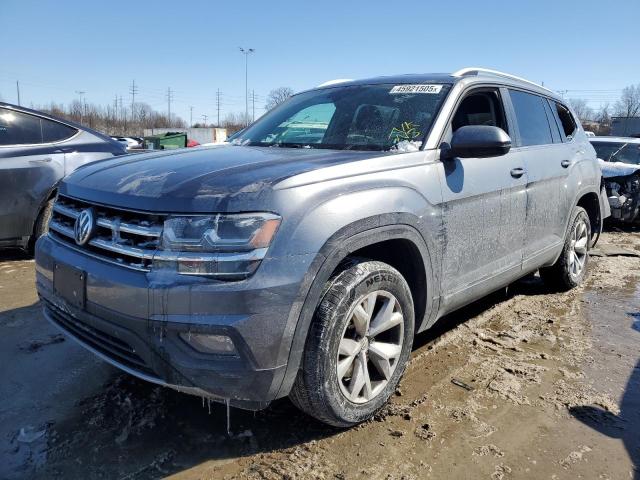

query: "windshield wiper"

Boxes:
[270, 142, 316, 149]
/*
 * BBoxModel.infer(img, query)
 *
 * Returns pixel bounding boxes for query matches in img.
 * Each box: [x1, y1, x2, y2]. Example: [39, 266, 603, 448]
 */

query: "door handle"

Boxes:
[29, 157, 52, 164]
[510, 167, 525, 178]
[561, 160, 571, 168]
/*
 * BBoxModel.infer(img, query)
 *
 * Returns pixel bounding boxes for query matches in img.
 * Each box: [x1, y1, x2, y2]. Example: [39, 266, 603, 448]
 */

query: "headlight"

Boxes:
[153, 213, 280, 279]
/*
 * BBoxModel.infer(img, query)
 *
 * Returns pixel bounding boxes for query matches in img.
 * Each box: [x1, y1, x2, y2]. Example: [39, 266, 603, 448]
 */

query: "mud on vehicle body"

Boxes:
[35, 68, 606, 426]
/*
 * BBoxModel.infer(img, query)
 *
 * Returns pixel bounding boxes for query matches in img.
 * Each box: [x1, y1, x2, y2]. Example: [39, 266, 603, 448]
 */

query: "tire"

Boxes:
[28, 198, 54, 255]
[290, 259, 415, 427]
[540, 206, 591, 291]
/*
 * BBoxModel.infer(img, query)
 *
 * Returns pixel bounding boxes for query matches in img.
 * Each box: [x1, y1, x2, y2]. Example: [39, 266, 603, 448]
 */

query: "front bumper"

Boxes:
[35, 234, 314, 409]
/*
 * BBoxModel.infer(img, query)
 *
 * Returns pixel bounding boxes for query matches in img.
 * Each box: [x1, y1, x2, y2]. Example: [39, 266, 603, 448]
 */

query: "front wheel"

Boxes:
[290, 259, 414, 427]
[540, 206, 591, 291]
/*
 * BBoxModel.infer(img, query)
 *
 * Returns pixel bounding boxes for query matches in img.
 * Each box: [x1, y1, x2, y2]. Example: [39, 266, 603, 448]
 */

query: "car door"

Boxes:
[437, 87, 528, 313]
[0, 107, 65, 245]
[505, 90, 572, 267]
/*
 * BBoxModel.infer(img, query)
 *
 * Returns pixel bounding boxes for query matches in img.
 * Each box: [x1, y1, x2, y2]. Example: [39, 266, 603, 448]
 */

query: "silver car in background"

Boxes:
[0, 102, 126, 251]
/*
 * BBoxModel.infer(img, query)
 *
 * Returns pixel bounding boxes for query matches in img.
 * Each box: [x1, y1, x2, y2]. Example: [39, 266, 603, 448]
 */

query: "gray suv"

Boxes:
[35, 68, 606, 426]
[0, 103, 126, 251]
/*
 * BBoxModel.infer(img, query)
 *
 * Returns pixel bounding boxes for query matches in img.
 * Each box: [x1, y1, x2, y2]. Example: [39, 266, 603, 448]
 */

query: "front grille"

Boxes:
[45, 301, 156, 377]
[48, 194, 163, 271]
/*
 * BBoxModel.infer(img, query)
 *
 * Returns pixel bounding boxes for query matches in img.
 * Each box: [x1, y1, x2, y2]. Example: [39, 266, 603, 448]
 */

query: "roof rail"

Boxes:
[452, 67, 554, 93]
[316, 78, 353, 88]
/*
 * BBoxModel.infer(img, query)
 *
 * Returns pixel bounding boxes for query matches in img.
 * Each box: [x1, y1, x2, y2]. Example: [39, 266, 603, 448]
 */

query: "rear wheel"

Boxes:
[28, 198, 54, 255]
[290, 259, 414, 427]
[540, 206, 591, 291]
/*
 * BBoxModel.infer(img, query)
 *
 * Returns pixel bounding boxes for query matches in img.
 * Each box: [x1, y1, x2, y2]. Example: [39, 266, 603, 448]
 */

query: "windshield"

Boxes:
[231, 83, 451, 151]
[592, 141, 640, 165]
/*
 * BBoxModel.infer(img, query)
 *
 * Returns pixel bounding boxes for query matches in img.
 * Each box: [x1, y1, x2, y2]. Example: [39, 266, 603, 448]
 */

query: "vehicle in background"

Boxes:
[143, 132, 187, 150]
[584, 131, 595, 137]
[0, 102, 126, 251]
[36, 68, 605, 427]
[591, 136, 640, 223]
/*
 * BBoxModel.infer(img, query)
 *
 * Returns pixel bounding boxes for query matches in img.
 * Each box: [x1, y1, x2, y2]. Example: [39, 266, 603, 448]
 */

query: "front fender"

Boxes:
[272, 208, 441, 399]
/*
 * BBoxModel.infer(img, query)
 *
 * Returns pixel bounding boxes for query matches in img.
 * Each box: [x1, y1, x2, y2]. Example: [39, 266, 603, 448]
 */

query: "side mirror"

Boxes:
[443, 125, 511, 159]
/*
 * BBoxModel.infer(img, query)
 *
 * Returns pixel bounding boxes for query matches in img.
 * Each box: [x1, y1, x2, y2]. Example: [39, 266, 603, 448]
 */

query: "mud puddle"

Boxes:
[1, 233, 639, 479]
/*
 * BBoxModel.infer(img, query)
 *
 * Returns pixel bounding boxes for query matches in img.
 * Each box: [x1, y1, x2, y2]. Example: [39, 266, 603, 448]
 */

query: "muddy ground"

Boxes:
[1, 228, 639, 480]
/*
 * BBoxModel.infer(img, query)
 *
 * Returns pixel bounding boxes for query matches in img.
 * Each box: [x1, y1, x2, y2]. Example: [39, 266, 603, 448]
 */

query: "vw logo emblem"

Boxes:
[74, 208, 95, 246]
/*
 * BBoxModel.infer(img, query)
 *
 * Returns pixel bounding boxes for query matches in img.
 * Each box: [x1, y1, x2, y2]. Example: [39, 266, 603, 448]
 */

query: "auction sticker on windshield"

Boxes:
[390, 84, 443, 94]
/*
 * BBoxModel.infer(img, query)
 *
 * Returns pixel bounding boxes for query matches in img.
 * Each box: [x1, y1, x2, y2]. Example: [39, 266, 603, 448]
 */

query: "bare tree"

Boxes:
[614, 84, 640, 118]
[37, 100, 185, 136]
[595, 103, 610, 124]
[265, 87, 294, 111]
[568, 98, 593, 123]
[222, 112, 251, 134]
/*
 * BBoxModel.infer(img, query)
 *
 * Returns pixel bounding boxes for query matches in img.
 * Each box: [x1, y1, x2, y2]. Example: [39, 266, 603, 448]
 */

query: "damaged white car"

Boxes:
[591, 137, 640, 223]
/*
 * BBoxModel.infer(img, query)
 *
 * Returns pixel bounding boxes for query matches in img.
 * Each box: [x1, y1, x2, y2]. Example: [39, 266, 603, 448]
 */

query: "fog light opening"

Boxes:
[180, 333, 237, 356]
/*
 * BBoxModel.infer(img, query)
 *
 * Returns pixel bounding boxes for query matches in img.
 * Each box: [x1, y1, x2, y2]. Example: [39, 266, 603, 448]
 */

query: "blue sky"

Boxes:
[1, 0, 638, 124]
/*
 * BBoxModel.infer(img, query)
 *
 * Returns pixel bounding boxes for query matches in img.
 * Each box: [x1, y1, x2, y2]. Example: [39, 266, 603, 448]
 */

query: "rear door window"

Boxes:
[552, 102, 577, 141]
[508, 90, 553, 147]
[543, 99, 562, 143]
[0, 108, 43, 145]
[42, 118, 77, 143]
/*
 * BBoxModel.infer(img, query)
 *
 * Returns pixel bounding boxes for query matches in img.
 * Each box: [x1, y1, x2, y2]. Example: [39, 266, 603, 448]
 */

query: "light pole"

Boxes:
[239, 47, 254, 126]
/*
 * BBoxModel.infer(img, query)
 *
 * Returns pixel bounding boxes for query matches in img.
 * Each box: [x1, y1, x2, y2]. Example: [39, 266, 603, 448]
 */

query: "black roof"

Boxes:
[334, 73, 456, 87]
[312, 71, 559, 100]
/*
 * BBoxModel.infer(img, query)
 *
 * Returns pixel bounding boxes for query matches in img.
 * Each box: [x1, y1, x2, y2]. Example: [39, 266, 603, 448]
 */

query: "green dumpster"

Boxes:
[143, 132, 187, 150]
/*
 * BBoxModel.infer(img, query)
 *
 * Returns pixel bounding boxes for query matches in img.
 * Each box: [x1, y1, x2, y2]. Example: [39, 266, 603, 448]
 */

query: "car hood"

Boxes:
[61, 145, 388, 212]
[598, 158, 640, 179]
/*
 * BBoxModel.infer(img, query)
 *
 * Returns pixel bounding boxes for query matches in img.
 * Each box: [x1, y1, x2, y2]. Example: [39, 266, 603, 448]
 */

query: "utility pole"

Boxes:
[75, 90, 86, 124]
[216, 89, 220, 126]
[189, 106, 194, 127]
[119, 95, 125, 133]
[252, 89, 255, 123]
[16, 81, 21, 106]
[201, 114, 208, 126]
[129, 80, 138, 123]
[239, 47, 255, 127]
[114, 95, 118, 128]
[166, 87, 173, 126]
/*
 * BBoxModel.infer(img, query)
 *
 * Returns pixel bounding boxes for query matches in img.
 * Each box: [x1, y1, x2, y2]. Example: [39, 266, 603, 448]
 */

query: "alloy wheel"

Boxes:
[336, 291, 404, 404]
[568, 217, 588, 278]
